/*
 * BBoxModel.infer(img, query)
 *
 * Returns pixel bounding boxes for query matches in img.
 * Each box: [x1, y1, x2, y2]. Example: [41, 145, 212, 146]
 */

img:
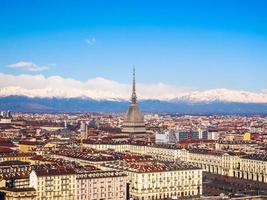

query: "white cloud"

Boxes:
[85, 37, 96, 45]
[0, 73, 267, 103]
[0, 73, 191, 100]
[7, 61, 49, 71]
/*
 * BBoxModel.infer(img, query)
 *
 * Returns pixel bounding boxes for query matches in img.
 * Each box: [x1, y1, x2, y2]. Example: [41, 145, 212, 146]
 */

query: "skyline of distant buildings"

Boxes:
[1, 74, 267, 199]
[1, 1, 267, 199]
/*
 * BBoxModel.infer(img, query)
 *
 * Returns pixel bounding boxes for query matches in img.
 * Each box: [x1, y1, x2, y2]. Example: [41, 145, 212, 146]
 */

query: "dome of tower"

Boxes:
[124, 104, 144, 123]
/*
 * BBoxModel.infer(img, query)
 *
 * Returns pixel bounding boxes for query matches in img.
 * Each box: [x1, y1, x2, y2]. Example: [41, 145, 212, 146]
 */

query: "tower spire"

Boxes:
[131, 66, 137, 104]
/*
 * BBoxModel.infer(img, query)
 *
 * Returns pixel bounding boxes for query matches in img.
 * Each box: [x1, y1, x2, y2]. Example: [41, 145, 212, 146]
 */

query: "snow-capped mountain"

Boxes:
[1, 73, 267, 104]
[1, 86, 267, 104]
[1, 73, 267, 114]
[1, 95, 267, 114]
[0, 86, 125, 101]
[172, 88, 267, 104]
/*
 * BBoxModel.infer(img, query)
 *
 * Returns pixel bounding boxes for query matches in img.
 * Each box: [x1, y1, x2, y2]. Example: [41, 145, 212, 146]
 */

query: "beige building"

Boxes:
[215, 141, 258, 153]
[77, 171, 127, 200]
[85, 142, 267, 184]
[83, 143, 189, 162]
[0, 160, 31, 176]
[0, 187, 36, 200]
[30, 168, 76, 200]
[222, 132, 251, 142]
[187, 149, 240, 177]
[235, 154, 267, 182]
[104, 161, 202, 200]
[187, 150, 267, 183]
[29, 166, 127, 200]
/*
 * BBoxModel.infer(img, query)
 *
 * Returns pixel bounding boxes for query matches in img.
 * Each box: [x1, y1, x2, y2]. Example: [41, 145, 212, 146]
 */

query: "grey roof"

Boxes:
[124, 104, 144, 123]
[0, 160, 30, 166]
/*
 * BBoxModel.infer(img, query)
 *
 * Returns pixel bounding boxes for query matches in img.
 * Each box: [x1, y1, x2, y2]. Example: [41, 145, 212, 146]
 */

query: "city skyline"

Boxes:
[2, 2, 267, 199]
[1, 0, 267, 95]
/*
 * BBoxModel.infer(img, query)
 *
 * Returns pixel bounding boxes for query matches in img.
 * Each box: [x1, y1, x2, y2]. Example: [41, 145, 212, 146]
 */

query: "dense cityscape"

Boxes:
[1, 1, 267, 200]
[0, 70, 267, 200]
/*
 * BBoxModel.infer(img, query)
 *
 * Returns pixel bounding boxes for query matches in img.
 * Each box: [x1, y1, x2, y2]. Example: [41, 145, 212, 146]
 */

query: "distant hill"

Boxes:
[1, 95, 267, 115]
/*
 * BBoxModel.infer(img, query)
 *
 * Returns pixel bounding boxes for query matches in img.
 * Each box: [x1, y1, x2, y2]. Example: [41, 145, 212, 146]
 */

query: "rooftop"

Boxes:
[33, 167, 76, 177]
[242, 154, 267, 161]
[0, 187, 36, 193]
[0, 160, 30, 167]
[0, 140, 17, 148]
[104, 160, 200, 173]
[52, 148, 119, 162]
[18, 141, 44, 146]
[0, 152, 36, 158]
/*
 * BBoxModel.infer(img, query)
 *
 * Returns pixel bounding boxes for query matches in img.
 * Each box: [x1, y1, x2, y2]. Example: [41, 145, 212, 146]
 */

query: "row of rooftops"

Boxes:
[0, 163, 66, 180]
[104, 160, 200, 173]
[0, 187, 36, 193]
[188, 148, 245, 156]
[85, 138, 262, 149]
[52, 148, 118, 162]
[30, 155, 75, 165]
[187, 148, 267, 161]
[187, 148, 249, 157]
[0, 147, 16, 154]
[33, 167, 77, 176]
[84, 139, 184, 149]
[51, 147, 157, 163]
[121, 154, 155, 162]
[0, 158, 125, 179]
[18, 141, 45, 146]
[216, 140, 258, 144]
[0, 139, 17, 148]
[242, 154, 267, 161]
[0, 160, 30, 167]
[84, 139, 267, 159]
[32, 165, 126, 178]
[4, 139, 266, 164]
[0, 152, 36, 158]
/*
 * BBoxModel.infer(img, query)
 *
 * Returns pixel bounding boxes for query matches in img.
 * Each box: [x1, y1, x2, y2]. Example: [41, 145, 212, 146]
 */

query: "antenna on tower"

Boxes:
[131, 66, 137, 104]
[133, 66, 136, 93]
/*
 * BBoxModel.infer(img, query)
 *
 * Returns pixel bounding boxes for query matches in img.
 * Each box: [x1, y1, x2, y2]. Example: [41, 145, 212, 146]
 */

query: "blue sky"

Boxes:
[0, 0, 267, 91]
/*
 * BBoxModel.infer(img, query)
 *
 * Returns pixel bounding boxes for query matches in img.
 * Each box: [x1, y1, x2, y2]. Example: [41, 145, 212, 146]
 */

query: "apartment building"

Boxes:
[0, 187, 36, 200]
[77, 171, 127, 200]
[104, 160, 202, 200]
[236, 154, 267, 182]
[30, 168, 76, 200]
[85, 141, 267, 184]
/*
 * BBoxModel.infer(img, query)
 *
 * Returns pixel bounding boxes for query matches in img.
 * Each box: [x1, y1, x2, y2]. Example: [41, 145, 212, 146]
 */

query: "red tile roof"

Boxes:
[34, 167, 76, 176]
[0, 147, 15, 154]
[0, 140, 17, 148]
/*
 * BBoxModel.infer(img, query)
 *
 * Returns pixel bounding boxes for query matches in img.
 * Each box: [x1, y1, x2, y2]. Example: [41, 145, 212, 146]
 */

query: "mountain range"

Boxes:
[1, 74, 267, 114]
[1, 86, 267, 103]
[1, 94, 267, 115]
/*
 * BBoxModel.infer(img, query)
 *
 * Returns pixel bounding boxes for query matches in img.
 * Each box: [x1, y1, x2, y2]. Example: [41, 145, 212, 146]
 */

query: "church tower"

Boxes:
[121, 67, 146, 137]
